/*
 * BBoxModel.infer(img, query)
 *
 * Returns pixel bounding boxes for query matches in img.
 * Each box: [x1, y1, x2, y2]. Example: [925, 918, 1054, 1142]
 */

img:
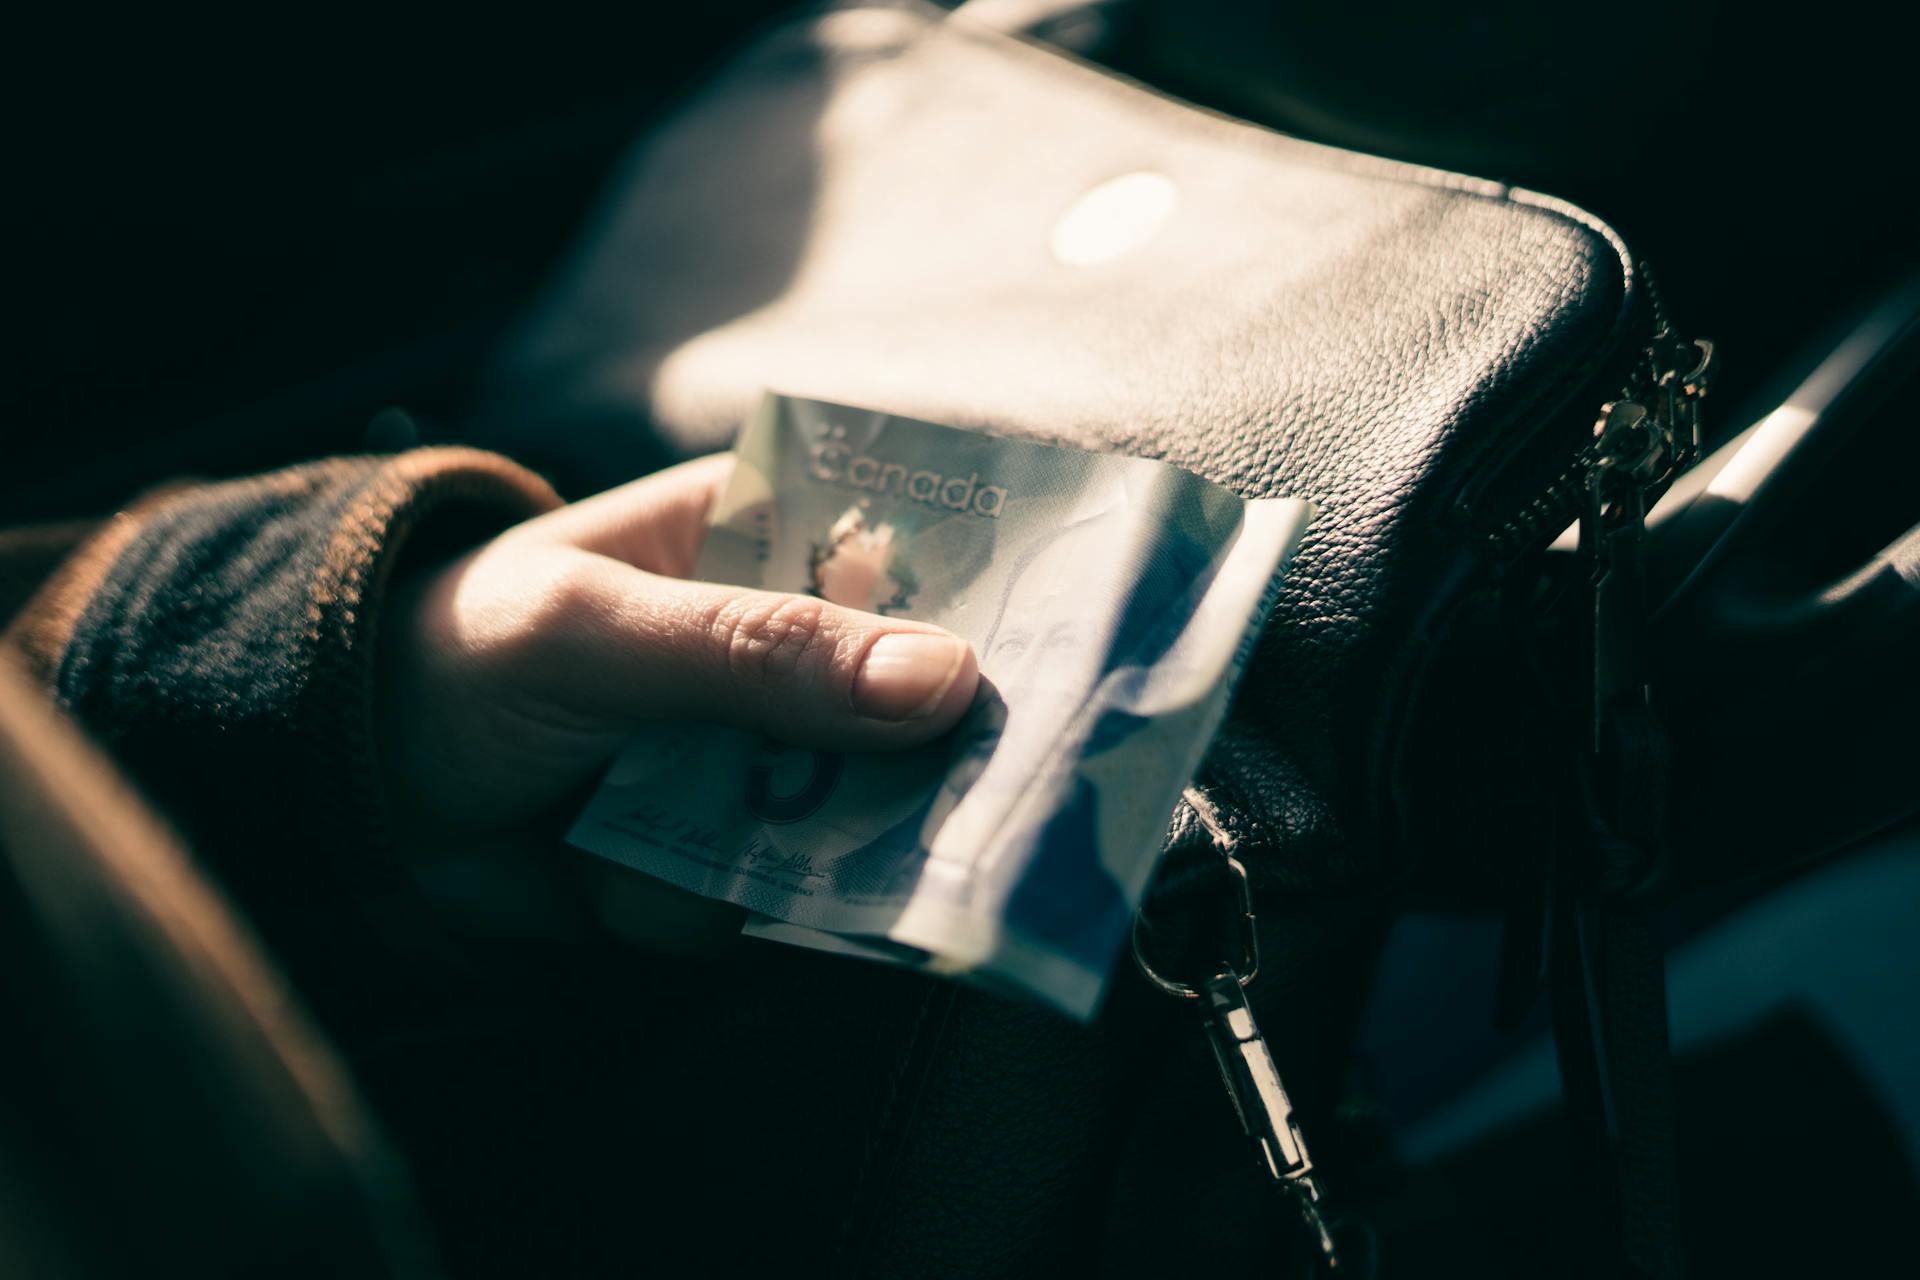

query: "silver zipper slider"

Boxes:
[1486, 280, 1714, 563]
[1583, 334, 1714, 752]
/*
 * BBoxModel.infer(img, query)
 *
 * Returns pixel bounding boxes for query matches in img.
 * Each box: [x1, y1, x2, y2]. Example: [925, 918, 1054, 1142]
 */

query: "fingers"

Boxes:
[528, 550, 979, 752]
[522, 453, 735, 577]
[495, 456, 979, 749]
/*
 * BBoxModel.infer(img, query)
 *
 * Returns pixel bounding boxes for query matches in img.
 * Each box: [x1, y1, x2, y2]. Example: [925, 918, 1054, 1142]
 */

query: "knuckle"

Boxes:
[710, 594, 840, 688]
[527, 557, 610, 627]
[468, 554, 611, 674]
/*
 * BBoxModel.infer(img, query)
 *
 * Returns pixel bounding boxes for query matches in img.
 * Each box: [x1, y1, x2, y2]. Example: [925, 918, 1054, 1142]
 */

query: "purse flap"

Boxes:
[471, 1, 1644, 884]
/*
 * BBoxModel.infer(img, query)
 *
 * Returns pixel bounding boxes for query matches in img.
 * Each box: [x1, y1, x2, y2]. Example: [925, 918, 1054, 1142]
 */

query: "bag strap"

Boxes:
[1550, 890, 1684, 1278]
[1549, 469, 1689, 1276]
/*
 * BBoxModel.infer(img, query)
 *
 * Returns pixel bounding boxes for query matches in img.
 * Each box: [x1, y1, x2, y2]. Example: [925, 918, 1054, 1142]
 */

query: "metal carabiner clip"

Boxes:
[1129, 789, 1347, 1272]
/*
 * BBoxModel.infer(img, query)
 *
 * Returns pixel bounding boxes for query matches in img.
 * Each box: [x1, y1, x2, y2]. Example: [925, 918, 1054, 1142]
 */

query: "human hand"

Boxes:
[374, 454, 978, 940]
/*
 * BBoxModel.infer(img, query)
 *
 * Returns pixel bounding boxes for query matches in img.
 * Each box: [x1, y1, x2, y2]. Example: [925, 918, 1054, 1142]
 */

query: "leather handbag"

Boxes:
[459, 3, 1712, 1273]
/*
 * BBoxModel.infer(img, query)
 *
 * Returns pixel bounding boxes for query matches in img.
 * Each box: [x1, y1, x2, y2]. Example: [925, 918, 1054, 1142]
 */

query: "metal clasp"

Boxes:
[1199, 968, 1340, 1266]
[1130, 791, 1349, 1272]
[1130, 845, 1259, 998]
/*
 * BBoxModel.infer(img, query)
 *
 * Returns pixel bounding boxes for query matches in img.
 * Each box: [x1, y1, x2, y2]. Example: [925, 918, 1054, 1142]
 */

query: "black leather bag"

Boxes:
[476, 0, 1705, 888]
[460, 4, 1709, 1273]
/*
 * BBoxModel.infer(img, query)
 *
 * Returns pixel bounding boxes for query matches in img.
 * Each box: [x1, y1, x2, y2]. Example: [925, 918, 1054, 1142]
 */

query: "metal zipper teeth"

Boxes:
[1487, 446, 1606, 560]
[1484, 264, 1696, 562]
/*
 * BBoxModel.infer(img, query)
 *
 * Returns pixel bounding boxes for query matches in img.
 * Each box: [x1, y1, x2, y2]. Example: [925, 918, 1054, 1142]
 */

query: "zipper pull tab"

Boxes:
[1660, 338, 1716, 462]
[1585, 400, 1657, 754]
[1583, 328, 1713, 760]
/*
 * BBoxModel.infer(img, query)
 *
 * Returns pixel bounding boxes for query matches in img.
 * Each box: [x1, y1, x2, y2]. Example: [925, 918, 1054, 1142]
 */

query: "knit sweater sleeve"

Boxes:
[3, 449, 563, 1012]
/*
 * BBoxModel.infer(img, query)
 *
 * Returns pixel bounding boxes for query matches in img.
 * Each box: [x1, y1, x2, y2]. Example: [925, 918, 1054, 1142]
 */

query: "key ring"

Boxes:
[1131, 790, 1260, 997]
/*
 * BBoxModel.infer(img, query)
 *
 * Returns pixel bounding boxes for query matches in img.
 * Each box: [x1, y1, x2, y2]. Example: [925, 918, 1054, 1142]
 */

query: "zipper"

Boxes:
[1487, 268, 1716, 564]
[1478, 266, 1716, 797]
[1484, 266, 1714, 760]
[1481, 266, 1716, 1055]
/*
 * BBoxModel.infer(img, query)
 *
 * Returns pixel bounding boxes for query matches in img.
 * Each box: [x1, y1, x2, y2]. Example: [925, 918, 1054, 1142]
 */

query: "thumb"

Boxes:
[544, 550, 980, 751]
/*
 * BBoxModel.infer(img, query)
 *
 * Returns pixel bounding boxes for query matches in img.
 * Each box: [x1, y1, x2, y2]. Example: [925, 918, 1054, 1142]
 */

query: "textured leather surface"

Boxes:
[472, 2, 1641, 894]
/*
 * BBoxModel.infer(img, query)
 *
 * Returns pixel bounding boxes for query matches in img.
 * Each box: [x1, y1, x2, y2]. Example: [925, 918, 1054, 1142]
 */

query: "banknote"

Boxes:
[568, 393, 1313, 1019]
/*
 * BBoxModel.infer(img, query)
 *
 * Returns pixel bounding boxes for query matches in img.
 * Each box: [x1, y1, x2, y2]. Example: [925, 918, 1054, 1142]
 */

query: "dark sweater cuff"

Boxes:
[4, 448, 563, 909]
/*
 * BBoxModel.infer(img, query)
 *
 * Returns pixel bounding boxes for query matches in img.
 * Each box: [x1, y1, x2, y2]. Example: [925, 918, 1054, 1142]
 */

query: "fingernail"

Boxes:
[852, 633, 968, 721]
